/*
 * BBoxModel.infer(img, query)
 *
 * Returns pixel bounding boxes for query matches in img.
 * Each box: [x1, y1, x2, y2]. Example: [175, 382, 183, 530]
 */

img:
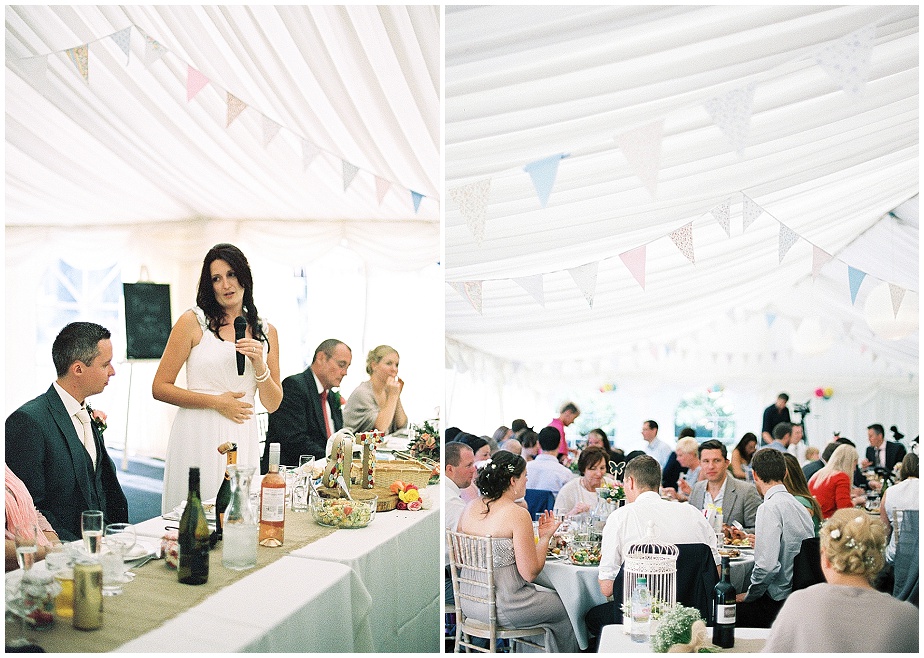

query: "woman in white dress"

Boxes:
[154, 244, 282, 513]
[553, 446, 609, 516]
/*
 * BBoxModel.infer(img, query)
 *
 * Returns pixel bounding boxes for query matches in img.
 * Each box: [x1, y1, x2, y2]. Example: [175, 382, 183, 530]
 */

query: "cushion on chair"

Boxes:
[524, 489, 556, 519]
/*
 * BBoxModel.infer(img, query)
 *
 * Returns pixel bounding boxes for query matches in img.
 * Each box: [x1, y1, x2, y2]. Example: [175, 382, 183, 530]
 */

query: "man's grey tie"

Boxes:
[75, 407, 97, 467]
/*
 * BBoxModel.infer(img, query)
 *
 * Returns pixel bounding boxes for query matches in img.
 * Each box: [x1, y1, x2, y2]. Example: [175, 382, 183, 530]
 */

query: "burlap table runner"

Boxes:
[20, 513, 338, 653]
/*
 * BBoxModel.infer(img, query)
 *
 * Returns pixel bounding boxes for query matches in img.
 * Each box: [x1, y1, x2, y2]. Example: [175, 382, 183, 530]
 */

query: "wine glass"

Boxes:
[43, 540, 68, 574]
[5, 576, 37, 648]
[105, 523, 137, 582]
[81, 510, 104, 555]
[14, 520, 39, 571]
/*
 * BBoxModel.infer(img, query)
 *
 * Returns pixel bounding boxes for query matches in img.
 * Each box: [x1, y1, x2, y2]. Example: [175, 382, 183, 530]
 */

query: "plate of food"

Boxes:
[718, 547, 742, 559]
[723, 538, 753, 549]
[546, 546, 566, 561]
[568, 542, 601, 566]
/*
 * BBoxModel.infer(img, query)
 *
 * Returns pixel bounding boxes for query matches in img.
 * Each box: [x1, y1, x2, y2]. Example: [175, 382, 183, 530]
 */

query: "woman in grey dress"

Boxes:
[455, 450, 578, 652]
[342, 345, 407, 434]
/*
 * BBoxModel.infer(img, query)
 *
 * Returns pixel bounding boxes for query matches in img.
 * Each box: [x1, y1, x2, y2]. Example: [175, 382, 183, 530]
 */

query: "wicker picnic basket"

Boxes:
[374, 459, 433, 489]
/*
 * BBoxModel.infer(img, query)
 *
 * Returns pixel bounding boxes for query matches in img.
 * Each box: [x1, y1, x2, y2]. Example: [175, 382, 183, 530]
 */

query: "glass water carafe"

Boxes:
[221, 465, 258, 571]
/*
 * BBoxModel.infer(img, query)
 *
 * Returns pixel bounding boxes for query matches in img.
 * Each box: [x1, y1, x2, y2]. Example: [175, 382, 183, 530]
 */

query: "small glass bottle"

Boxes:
[630, 576, 652, 643]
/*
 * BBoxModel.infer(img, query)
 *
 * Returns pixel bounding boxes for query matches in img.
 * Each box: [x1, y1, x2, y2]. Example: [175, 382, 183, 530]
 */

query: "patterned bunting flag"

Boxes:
[523, 153, 568, 208]
[741, 193, 764, 232]
[301, 140, 321, 170]
[449, 281, 483, 314]
[615, 119, 664, 197]
[888, 283, 906, 318]
[448, 179, 490, 245]
[778, 224, 799, 263]
[815, 25, 875, 97]
[619, 244, 647, 290]
[261, 115, 282, 147]
[143, 35, 168, 66]
[812, 245, 834, 278]
[513, 274, 545, 306]
[704, 84, 756, 154]
[568, 262, 599, 308]
[411, 191, 424, 213]
[669, 222, 695, 263]
[226, 93, 247, 127]
[66, 45, 89, 83]
[847, 266, 867, 305]
[711, 198, 732, 237]
[375, 176, 390, 205]
[186, 65, 210, 102]
[342, 161, 360, 192]
[110, 27, 132, 64]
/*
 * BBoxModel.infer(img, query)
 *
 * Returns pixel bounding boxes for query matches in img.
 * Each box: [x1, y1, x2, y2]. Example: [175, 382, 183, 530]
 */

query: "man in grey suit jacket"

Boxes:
[262, 339, 351, 471]
[688, 439, 763, 533]
[6, 322, 128, 541]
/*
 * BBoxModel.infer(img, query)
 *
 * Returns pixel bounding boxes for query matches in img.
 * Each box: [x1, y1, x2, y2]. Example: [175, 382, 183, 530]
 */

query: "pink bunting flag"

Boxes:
[669, 222, 695, 264]
[615, 119, 664, 198]
[226, 93, 247, 127]
[741, 193, 764, 232]
[301, 140, 321, 170]
[711, 198, 731, 237]
[342, 161, 360, 192]
[449, 179, 490, 246]
[513, 274, 545, 306]
[186, 65, 210, 102]
[778, 224, 799, 263]
[812, 245, 834, 278]
[619, 245, 647, 290]
[143, 35, 168, 67]
[66, 45, 89, 83]
[261, 115, 282, 147]
[449, 281, 483, 314]
[888, 283, 906, 318]
[704, 84, 756, 154]
[375, 176, 391, 205]
[568, 262, 599, 308]
[815, 25, 875, 97]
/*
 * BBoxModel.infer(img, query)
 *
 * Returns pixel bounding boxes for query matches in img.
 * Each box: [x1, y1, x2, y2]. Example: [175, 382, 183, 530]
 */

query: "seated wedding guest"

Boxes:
[5, 322, 128, 541]
[762, 508, 918, 653]
[510, 418, 530, 441]
[765, 422, 792, 451]
[343, 344, 407, 434]
[782, 453, 822, 537]
[498, 437, 523, 456]
[661, 427, 695, 491]
[587, 455, 719, 648]
[445, 426, 463, 443]
[455, 451, 578, 653]
[520, 429, 540, 461]
[804, 446, 820, 463]
[803, 439, 841, 481]
[662, 436, 704, 502]
[554, 447, 609, 516]
[880, 452, 918, 564]
[445, 442, 476, 605]
[584, 428, 613, 461]
[525, 427, 574, 494]
[730, 432, 758, 479]
[688, 439, 762, 532]
[735, 449, 815, 628]
[264, 339, 351, 471]
[492, 425, 513, 448]
[5, 464, 60, 571]
[808, 443, 865, 519]
[455, 433, 491, 463]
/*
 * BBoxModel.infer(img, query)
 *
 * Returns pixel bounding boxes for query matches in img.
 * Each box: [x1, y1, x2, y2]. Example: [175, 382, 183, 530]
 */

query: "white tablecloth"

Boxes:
[598, 624, 770, 653]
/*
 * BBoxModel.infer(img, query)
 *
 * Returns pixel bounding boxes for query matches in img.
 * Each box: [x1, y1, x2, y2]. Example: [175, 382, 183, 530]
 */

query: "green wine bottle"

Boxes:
[178, 467, 210, 585]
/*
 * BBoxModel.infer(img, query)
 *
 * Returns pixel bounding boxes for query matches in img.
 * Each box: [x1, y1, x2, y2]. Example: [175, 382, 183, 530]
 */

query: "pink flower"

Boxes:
[408, 500, 422, 511]
[396, 501, 408, 510]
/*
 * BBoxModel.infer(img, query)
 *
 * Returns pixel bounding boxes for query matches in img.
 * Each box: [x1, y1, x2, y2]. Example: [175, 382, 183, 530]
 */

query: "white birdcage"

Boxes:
[622, 521, 678, 634]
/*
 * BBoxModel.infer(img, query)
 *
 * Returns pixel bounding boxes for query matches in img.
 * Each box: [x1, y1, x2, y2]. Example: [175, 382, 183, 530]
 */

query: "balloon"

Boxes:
[815, 388, 824, 398]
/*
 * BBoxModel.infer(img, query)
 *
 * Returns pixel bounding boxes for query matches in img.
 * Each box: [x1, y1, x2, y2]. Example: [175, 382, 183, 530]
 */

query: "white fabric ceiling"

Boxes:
[6, 4, 439, 226]
[445, 5, 918, 395]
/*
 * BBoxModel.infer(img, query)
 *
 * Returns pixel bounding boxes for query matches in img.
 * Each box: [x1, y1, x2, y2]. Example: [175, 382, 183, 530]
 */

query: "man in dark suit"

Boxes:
[262, 339, 352, 471]
[862, 423, 907, 472]
[6, 322, 128, 541]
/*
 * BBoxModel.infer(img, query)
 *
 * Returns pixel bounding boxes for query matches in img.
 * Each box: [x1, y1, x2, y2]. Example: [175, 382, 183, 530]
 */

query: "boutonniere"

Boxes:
[85, 403, 107, 434]
[330, 390, 342, 407]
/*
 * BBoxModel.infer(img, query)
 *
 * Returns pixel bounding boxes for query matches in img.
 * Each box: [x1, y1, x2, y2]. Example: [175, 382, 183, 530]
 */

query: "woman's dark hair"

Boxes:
[577, 446, 609, 475]
[455, 433, 489, 457]
[586, 428, 612, 457]
[520, 429, 539, 449]
[475, 450, 526, 513]
[678, 426, 696, 439]
[734, 432, 758, 463]
[196, 243, 267, 347]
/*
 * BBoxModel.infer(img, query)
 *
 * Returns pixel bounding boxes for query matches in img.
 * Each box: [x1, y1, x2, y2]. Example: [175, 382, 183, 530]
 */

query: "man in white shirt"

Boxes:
[525, 427, 575, 494]
[641, 419, 672, 468]
[445, 441, 477, 606]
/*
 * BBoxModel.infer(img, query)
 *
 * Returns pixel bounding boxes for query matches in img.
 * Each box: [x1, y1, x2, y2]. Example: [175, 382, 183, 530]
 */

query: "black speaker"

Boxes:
[123, 283, 172, 360]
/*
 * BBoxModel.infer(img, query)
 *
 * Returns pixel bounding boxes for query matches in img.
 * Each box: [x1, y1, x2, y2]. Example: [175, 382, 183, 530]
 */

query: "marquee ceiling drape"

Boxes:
[445, 5, 918, 392]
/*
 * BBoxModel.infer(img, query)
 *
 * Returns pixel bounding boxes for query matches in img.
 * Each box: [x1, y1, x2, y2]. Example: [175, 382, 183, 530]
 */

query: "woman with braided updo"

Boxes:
[455, 450, 578, 652]
[763, 508, 918, 652]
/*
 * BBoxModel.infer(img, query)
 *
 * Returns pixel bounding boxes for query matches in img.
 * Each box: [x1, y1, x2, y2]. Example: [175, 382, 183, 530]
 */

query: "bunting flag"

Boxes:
[301, 140, 321, 170]
[568, 262, 599, 308]
[143, 35, 168, 66]
[815, 25, 875, 97]
[261, 115, 282, 147]
[186, 65, 210, 102]
[16, 56, 49, 89]
[513, 274, 545, 306]
[449, 281, 483, 314]
[711, 198, 732, 237]
[110, 27, 132, 65]
[66, 45, 89, 83]
[669, 222, 695, 263]
[619, 244, 647, 290]
[615, 120, 664, 197]
[888, 283, 906, 318]
[778, 224, 799, 263]
[766, 313, 777, 328]
[374, 176, 390, 205]
[448, 179, 490, 245]
[847, 266, 867, 304]
[226, 93, 247, 127]
[812, 245, 834, 278]
[742, 193, 764, 232]
[704, 83, 756, 154]
[342, 160, 360, 192]
[523, 153, 568, 208]
[411, 191, 424, 213]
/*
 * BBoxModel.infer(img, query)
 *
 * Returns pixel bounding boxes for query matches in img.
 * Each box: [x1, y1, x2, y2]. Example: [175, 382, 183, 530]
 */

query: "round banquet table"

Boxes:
[534, 553, 754, 650]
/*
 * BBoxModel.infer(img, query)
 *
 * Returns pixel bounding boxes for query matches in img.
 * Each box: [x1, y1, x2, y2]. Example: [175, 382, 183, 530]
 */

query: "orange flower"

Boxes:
[389, 480, 405, 495]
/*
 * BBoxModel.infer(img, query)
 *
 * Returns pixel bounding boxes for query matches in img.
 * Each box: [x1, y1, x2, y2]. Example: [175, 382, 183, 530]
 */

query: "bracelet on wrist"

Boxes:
[255, 366, 271, 383]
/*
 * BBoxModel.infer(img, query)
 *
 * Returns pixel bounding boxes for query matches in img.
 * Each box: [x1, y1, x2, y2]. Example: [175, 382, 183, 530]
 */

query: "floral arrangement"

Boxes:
[649, 604, 714, 653]
[597, 478, 625, 503]
[390, 480, 422, 511]
[409, 420, 439, 461]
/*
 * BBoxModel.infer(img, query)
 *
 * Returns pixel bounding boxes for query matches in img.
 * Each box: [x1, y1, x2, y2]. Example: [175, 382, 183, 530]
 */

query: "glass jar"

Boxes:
[21, 569, 60, 629]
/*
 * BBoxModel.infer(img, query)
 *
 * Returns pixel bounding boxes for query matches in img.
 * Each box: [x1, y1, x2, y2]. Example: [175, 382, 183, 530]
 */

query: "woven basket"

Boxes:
[316, 485, 398, 513]
[375, 459, 432, 489]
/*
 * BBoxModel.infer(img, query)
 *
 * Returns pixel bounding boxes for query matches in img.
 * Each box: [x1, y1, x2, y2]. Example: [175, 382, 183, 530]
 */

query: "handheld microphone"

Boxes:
[234, 316, 247, 376]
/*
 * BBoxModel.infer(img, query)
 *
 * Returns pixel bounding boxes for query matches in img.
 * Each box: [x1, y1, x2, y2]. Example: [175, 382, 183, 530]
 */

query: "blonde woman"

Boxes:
[343, 345, 408, 434]
[763, 508, 918, 652]
[807, 444, 865, 519]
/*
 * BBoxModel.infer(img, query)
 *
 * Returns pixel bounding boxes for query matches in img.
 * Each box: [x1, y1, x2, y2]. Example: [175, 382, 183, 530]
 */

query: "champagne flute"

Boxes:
[14, 521, 39, 571]
[81, 510, 104, 555]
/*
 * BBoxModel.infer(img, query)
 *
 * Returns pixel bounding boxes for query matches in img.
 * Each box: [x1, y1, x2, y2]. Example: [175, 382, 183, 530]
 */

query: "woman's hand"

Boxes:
[236, 337, 267, 374]
[568, 502, 591, 516]
[214, 391, 253, 424]
[678, 478, 692, 495]
[536, 510, 561, 540]
[385, 376, 404, 398]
